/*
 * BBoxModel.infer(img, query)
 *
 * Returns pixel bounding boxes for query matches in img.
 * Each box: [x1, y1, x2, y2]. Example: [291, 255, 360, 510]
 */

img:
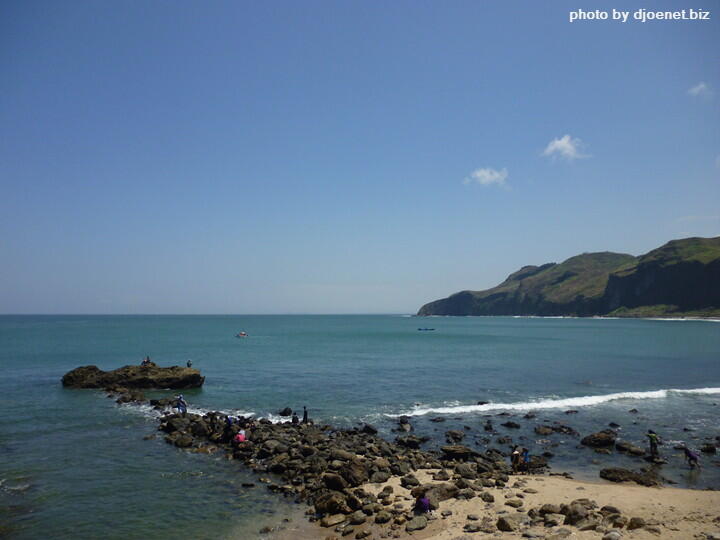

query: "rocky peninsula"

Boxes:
[62, 367, 720, 538]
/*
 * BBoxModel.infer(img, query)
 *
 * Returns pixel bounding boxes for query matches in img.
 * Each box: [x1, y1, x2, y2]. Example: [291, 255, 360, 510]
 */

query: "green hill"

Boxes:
[418, 236, 720, 318]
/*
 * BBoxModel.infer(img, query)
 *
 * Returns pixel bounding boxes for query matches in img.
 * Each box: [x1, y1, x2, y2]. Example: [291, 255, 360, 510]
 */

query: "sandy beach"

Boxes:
[285, 469, 720, 540]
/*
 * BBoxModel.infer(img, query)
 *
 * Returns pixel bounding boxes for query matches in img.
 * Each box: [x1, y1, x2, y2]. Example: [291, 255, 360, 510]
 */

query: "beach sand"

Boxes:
[284, 469, 720, 540]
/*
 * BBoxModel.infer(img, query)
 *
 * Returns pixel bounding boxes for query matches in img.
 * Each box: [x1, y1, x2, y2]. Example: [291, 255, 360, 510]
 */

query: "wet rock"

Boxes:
[581, 430, 617, 448]
[701, 443, 717, 454]
[535, 425, 554, 436]
[446, 430, 465, 443]
[599, 467, 661, 487]
[615, 440, 645, 456]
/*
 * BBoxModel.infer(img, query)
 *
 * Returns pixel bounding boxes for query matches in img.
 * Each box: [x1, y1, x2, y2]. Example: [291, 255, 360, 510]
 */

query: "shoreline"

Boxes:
[292, 470, 720, 539]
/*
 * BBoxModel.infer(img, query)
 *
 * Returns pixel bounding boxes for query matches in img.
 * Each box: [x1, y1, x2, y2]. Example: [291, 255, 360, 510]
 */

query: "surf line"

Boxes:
[386, 387, 720, 417]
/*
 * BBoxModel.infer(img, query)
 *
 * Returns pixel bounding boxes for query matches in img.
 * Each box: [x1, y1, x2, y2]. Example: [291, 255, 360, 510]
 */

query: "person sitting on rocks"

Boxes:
[683, 446, 701, 469]
[413, 494, 431, 515]
[291, 411, 299, 424]
[233, 430, 246, 446]
[186, 359, 192, 368]
[141, 356, 151, 366]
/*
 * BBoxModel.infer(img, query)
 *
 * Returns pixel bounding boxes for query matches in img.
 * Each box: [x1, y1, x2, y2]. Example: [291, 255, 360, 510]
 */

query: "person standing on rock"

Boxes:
[511, 446, 521, 473]
[176, 394, 187, 416]
[302, 406, 308, 424]
[646, 430, 661, 458]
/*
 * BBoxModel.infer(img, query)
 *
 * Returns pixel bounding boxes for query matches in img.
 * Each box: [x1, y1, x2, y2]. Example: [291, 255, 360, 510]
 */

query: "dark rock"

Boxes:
[599, 467, 661, 487]
[615, 440, 645, 456]
[581, 429, 617, 448]
[440, 445, 477, 460]
[446, 430, 465, 443]
[62, 364, 204, 389]
[501, 421, 521, 429]
[278, 407, 293, 417]
[701, 443, 717, 454]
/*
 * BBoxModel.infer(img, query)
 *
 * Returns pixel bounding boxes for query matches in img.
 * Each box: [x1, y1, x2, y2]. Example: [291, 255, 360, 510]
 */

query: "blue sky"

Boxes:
[1, 0, 718, 314]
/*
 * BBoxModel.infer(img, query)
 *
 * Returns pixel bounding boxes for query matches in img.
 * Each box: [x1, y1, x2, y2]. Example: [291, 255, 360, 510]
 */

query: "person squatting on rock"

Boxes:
[233, 429, 246, 446]
[413, 494, 431, 515]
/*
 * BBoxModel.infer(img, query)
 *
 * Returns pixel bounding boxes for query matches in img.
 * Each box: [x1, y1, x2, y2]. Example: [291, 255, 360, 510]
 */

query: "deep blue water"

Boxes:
[1, 315, 719, 539]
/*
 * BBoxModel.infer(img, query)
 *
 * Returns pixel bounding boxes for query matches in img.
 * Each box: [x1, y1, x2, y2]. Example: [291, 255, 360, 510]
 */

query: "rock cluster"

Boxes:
[153, 410, 544, 530]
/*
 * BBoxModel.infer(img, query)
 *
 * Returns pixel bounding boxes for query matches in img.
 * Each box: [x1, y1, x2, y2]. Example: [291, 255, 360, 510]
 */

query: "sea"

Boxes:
[1, 315, 719, 539]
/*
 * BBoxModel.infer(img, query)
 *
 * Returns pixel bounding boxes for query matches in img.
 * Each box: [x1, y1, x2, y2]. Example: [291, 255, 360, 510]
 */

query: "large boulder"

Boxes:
[599, 467, 661, 487]
[62, 364, 204, 389]
[581, 429, 617, 448]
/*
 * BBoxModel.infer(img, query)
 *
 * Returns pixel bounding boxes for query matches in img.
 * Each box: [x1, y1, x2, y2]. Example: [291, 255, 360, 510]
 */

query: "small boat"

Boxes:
[236, 331, 248, 338]
[417, 328, 435, 331]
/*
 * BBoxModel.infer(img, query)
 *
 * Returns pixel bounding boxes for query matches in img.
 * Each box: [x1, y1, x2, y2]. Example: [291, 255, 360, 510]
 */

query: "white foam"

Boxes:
[387, 387, 720, 417]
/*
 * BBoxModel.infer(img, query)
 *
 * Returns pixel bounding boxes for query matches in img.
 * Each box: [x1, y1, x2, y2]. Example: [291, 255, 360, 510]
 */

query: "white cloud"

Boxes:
[463, 167, 508, 186]
[688, 82, 712, 97]
[542, 134, 588, 161]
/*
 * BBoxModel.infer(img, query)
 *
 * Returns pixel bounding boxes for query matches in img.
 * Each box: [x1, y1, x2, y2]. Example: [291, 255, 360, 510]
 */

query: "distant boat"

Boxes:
[417, 328, 435, 331]
[236, 332, 248, 338]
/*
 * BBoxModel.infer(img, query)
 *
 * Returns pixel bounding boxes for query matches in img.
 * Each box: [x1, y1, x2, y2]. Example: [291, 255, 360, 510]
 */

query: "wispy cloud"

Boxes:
[688, 82, 712, 98]
[463, 167, 508, 187]
[542, 134, 588, 161]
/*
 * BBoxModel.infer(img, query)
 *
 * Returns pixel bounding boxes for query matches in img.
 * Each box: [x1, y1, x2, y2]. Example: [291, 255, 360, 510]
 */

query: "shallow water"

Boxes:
[1, 315, 719, 538]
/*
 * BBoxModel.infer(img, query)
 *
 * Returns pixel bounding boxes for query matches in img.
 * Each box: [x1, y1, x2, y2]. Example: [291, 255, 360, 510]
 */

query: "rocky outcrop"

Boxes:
[62, 364, 204, 389]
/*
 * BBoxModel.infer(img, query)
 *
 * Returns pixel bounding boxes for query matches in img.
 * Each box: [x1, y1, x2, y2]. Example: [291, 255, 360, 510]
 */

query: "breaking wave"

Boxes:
[389, 387, 720, 417]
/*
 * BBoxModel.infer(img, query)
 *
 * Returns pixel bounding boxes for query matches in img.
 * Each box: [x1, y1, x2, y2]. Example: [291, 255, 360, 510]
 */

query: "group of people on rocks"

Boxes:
[511, 445, 531, 474]
[291, 406, 309, 425]
[140, 355, 193, 368]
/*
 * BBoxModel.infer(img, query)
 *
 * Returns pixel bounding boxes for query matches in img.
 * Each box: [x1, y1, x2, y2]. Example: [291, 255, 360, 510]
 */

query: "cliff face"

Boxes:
[602, 237, 720, 315]
[418, 236, 720, 317]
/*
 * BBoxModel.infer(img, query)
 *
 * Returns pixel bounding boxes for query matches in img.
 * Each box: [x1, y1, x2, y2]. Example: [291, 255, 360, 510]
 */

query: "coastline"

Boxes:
[295, 470, 720, 539]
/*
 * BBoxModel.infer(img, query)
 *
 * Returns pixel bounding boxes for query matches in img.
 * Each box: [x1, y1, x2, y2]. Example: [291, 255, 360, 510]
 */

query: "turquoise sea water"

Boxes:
[1, 315, 719, 539]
